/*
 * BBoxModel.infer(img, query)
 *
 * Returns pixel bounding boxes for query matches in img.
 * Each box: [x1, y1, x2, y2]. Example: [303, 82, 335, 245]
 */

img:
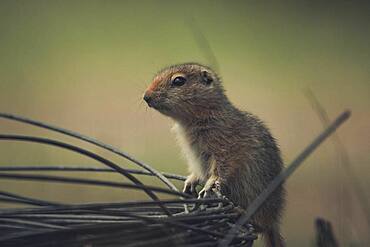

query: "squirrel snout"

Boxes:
[143, 93, 152, 106]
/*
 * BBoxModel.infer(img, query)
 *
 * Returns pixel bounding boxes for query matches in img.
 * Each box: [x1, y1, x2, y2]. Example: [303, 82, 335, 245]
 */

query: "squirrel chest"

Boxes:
[172, 123, 213, 181]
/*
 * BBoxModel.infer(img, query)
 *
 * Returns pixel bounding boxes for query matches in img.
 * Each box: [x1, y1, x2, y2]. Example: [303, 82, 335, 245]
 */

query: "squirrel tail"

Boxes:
[263, 224, 285, 247]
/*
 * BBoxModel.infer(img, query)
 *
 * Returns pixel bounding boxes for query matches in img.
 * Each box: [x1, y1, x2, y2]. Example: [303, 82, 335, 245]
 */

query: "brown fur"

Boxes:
[144, 63, 285, 247]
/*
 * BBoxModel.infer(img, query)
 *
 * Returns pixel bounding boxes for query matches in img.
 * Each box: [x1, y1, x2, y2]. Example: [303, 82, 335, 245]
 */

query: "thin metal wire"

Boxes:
[0, 198, 228, 216]
[0, 184, 249, 244]
[0, 134, 172, 215]
[219, 110, 351, 246]
[0, 173, 189, 198]
[0, 218, 68, 230]
[0, 165, 186, 181]
[0, 197, 56, 207]
[0, 112, 178, 192]
[0, 191, 64, 207]
[0, 203, 243, 243]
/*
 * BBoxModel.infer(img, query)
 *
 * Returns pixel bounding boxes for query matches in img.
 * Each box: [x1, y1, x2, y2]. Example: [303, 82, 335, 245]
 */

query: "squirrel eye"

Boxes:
[172, 76, 186, 86]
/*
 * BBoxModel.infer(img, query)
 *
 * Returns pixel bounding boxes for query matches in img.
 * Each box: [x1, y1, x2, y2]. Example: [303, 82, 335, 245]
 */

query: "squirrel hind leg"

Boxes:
[262, 224, 285, 247]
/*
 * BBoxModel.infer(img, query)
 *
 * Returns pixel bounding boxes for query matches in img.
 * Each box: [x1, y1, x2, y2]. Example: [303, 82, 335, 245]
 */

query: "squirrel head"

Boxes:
[143, 63, 227, 121]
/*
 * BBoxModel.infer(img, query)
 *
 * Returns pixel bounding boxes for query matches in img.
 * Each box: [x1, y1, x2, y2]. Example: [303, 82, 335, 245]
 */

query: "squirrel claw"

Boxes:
[197, 188, 210, 199]
[198, 180, 222, 199]
[183, 176, 199, 197]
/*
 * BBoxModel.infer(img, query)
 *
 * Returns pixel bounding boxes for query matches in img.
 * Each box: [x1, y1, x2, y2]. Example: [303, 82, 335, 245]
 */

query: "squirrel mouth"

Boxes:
[147, 100, 160, 109]
[143, 95, 169, 113]
[145, 100, 157, 109]
[149, 102, 160, 110]
[151, 103, 169, 114]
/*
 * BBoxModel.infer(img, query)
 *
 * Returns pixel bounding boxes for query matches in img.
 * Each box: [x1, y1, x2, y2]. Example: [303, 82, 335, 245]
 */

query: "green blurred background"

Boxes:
[0, 1, 369, 246]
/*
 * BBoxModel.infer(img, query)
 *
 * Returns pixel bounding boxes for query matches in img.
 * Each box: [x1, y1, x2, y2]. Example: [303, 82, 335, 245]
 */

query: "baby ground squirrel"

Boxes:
[143, 63, 285, 247]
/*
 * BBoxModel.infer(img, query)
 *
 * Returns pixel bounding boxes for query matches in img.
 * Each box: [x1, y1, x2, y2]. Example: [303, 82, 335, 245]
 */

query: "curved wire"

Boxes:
[0, 113, 178, 192]
[0, 134, 173, 215]
[0, 165, 186, 181]
[0, 191, 64, 207]
[0, 173, 189, 198]
[0, 198, 228, 217]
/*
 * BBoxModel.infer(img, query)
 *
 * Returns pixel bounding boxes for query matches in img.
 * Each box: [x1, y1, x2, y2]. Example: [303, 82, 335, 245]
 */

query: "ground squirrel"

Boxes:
[143, 63, 285, 247]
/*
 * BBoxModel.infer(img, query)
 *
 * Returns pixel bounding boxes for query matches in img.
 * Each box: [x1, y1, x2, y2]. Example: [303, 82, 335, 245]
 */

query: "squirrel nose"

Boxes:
[143, 94, 152, 105]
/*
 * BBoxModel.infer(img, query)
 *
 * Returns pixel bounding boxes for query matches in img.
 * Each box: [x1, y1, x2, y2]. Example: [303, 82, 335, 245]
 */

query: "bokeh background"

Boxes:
[0, 1, 369, 246]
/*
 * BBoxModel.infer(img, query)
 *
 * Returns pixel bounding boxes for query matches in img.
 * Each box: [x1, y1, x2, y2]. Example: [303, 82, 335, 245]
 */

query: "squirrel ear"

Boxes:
[201, 70, 213, 85]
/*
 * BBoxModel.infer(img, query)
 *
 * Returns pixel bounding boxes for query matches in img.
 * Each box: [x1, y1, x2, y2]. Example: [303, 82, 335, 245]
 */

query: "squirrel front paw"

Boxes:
[198, 178, 222, 199]
[183, 174, 199, 196]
